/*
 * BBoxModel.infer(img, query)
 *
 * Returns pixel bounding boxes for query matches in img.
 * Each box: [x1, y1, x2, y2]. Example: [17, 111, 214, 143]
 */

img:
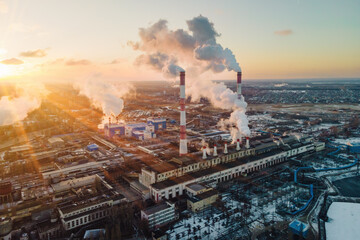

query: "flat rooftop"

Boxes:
[142, 202, 171, 216]
[151, 149, 286, 191]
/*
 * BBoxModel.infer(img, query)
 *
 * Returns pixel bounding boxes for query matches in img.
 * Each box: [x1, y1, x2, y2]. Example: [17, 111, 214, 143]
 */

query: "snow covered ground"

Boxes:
[326, 202, 360, 240]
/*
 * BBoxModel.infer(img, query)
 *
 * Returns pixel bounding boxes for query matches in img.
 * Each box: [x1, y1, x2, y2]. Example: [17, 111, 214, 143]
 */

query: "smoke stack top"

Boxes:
[180, 71, 185, 85]
[237, 72, 242, 84]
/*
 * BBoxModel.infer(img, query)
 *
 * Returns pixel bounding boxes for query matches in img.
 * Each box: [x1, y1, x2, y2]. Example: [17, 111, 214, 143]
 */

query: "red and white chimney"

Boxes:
[179, 71, 187, 155]
[245, 137, 250, 149]
[202, 146, 207, 159]
[237, 71, 242, 99]
[236, 139, 241, 151]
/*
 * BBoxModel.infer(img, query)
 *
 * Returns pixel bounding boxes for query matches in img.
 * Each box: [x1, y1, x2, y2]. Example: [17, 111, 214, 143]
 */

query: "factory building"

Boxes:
[104, 123, 125, 138]
[57, 175, 127, 231]
[139, 135, 318, 202]
[48, 137, 65, 148]
[186, 183, 218, 212]
[104, 120, 165, 140]
[0, 182, 13, 204]
[141, 202, 177, 229]
[139, 135, 305, 188]
[86, 144, 99, 151]
[147, 117, 167, 131]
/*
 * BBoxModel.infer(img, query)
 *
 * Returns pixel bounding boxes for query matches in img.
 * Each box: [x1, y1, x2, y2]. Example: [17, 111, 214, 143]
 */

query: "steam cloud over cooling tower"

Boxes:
[131, 15, 250, 140]
[0, 82, 49, 126]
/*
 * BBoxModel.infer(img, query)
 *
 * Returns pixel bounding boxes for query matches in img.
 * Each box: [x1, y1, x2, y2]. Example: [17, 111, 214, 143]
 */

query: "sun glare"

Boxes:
[0, 64, 27, 78]
[0, 65, 13, 78]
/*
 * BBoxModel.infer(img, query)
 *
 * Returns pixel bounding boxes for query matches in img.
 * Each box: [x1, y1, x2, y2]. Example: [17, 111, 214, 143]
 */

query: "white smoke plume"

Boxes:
[74, 77, 132, 124]
[0, 82, 49, 126]
[131, 15, 250, 140]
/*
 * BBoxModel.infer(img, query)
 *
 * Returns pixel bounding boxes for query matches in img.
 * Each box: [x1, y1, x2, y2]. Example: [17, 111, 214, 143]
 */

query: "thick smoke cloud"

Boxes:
[129, 15, 241, 77]
[131, 15, 249, 139]
[0, 82, 49, 126]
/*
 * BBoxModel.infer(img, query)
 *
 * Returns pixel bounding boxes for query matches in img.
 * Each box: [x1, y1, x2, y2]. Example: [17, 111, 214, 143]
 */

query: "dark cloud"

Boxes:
[65, 59, 91, 66]
[0, 58, 24, 65]
[20, 49, 48, 57]
[187, 15, 220, 44]
[135, 52, 169, 70]
[274, 29, 293, 36]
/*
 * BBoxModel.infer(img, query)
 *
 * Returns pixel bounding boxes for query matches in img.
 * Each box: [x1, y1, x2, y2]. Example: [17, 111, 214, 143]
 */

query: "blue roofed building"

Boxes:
[147, 117, 166, 131]
[289, 219, 309, 239]
[104, 123, 125, 137]
[87, 144, 99, 151]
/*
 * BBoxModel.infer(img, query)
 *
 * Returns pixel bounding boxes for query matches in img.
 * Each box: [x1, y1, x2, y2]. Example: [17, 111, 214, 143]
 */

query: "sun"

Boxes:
[0, 64, 26, 78]
[0, 65, 13, 78]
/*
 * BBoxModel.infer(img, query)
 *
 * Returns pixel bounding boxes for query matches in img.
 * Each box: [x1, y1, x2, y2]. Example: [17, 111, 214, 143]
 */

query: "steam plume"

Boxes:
[0, 82, 49, 126]
[131, 15, 250, 140]
[74, 77, 132, 123]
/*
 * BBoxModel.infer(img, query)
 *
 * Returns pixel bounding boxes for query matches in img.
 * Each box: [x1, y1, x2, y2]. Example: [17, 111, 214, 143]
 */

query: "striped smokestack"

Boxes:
[179, 71, 187, 155]
[237, 71, 242, 99]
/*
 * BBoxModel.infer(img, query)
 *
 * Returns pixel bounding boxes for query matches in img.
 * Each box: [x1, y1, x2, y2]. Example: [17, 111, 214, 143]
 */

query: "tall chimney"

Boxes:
[108, 117, 111, 125]
[179, 71, 188, 155]
[236, 139, 241, 151]
[202, 146, 207, 159]
[245, 137, 250, 149]
[237, 71, 242, 99]
[213, 144, 218, 157]
[224, 143, 228, 154]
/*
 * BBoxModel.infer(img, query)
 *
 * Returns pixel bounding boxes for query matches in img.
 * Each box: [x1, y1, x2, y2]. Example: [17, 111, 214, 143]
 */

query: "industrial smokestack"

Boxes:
[237, 71, 242, 99]
[202, 146, 207, 159]
[213, 144, 217, 157]
[224, 143, 228, 154]
[245, 137, 250, 149]
[179, 71, 188, 155]
[236, 139, 240, 151]
[108, 117, 111, 126]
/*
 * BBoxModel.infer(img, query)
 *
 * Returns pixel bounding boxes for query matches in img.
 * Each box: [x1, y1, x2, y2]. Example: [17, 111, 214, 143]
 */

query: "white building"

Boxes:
[141, 202, 177, 229]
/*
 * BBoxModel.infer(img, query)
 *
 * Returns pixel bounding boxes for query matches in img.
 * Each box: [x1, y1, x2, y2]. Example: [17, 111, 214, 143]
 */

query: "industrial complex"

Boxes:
[0, 69, 359, 240]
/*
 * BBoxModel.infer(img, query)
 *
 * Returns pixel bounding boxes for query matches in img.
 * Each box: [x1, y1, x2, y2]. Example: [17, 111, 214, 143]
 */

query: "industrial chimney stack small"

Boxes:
[245, 137, 250, 149]
[237, 71, 242, 99]
[202, 146, 207, 159]
[213, 144, 218, 157]
[224, 143, 228, 154]
[236, 139, 241, 151]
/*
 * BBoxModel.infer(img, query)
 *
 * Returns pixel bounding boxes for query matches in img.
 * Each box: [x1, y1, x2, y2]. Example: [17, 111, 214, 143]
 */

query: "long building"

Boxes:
[138, 135, 323, 202]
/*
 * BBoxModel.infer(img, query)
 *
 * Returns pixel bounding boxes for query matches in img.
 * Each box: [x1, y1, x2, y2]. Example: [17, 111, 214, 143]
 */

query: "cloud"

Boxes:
[65, 59, 91, 66]
[109, 58, 125, 64]
[0, 1, 8, 14]
[274, 29, 293, 36]
[0, 58, 24, 65]
[20, 49, 48, 58]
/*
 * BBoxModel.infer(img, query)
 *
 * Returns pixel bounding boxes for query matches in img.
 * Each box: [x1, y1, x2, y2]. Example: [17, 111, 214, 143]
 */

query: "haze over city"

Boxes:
[0, 1, 359, 240]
